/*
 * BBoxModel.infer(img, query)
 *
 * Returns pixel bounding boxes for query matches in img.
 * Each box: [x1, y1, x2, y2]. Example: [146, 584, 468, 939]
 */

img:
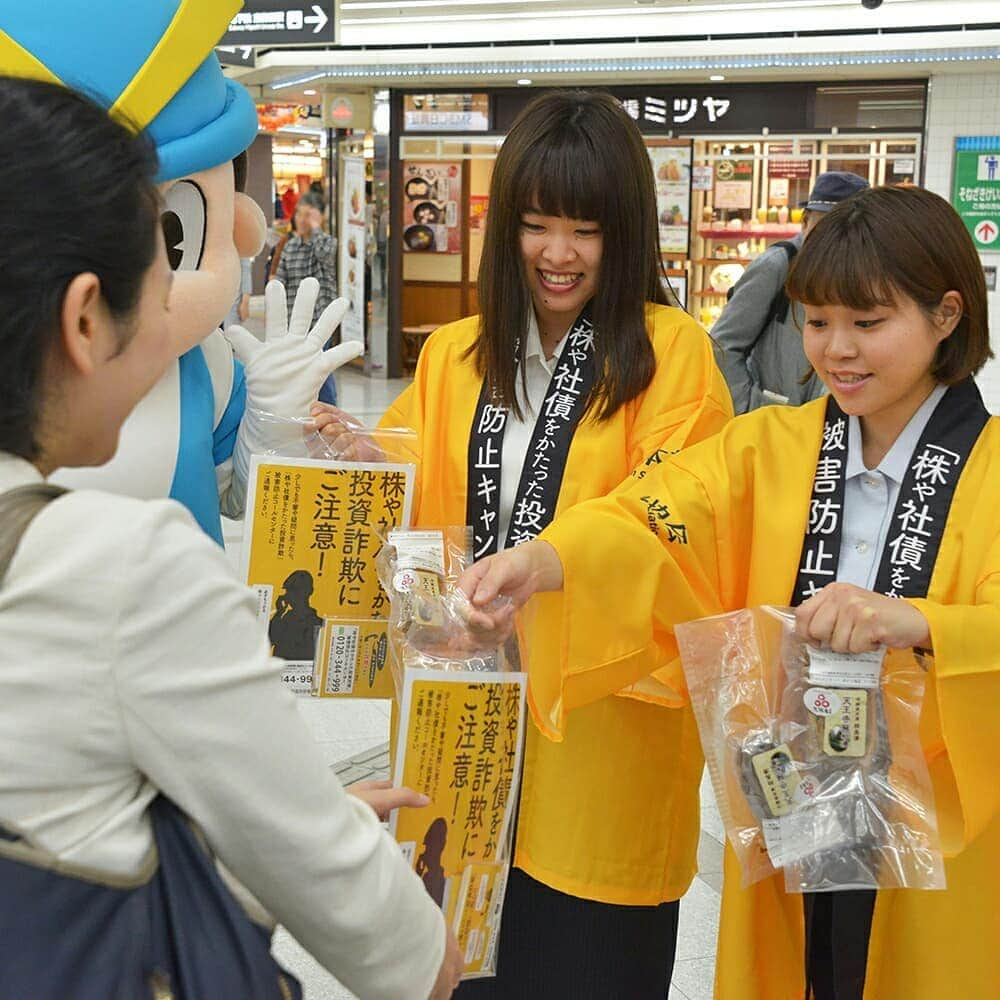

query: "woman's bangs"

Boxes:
[515, 132, 606, 223]
[789, 228, 896, 311]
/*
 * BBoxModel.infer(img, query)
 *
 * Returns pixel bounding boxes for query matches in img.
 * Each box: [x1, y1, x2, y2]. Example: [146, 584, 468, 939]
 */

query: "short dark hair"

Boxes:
[0, 76, 160, 461]
[787, 185, 992, 383]
[473, 90, 669, 420]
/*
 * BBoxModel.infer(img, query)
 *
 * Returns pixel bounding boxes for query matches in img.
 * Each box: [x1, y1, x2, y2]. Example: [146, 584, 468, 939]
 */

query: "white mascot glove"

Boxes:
[224, 276, 363, 513]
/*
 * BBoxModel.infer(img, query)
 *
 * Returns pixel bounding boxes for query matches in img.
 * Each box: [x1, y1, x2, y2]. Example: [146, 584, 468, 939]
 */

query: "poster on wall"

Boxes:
[663, 272, 687, 310]
[952, 139, 1000, 251]
[402, 162, 463, 254]
[469, 195, 489, 231]
[647, 140, 692, 256]
[692, 165, 714, 191]
[339, 155, 366, 346]
[714, 158, 754, 211]
[767, 177, 790, 206]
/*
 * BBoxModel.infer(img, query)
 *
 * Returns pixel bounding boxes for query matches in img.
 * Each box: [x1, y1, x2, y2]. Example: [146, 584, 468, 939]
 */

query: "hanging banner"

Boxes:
[256, 102, 308, 133]
[402, 162, 463, 254]
[241, 457, 414, 692]
[647, 140, 693, 257]
[953, 139, 1000, 250]
[339, 155, 367, 346]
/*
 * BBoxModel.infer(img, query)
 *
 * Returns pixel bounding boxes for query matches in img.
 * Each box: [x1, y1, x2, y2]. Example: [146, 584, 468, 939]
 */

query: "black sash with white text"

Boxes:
[792, 377, 989, 605]
[466, 310, 598, 558]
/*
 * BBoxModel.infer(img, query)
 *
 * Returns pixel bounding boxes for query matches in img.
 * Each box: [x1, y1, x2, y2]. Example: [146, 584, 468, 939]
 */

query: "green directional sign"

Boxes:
[953, 139, 1000, 251]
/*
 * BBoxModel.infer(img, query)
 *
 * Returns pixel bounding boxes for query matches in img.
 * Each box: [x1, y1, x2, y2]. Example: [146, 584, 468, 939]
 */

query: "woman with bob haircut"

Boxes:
[462, 183, 999, 1000]
[313, 90, 733, 996]
[0, 76, 462, 1000]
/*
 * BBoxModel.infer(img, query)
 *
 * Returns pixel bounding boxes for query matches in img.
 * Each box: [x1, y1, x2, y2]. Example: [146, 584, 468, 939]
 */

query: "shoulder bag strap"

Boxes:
[0, 483, 68, 582]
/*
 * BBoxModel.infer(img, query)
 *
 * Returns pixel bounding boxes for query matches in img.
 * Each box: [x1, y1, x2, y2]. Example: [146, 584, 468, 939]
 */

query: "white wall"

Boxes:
[924, 71, 1000, 412]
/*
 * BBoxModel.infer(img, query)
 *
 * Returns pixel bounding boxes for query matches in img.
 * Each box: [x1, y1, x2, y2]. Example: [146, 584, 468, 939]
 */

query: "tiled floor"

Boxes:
[230, 352, 722, 999]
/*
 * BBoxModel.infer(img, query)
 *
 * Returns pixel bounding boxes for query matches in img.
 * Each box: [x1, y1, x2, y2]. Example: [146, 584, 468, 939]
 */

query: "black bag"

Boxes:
[0, 484, 302, 1000]
[726, 239, 799, 325]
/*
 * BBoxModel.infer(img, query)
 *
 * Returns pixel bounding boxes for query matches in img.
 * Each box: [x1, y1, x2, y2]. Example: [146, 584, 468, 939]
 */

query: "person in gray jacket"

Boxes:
[711, 171, 869, 413]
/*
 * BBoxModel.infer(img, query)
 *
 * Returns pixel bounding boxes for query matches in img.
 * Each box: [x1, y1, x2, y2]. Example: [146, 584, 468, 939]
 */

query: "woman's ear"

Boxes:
[934, 290, 964, 341]
[59, 272, 105, 375]
[233, 192, 267, 257]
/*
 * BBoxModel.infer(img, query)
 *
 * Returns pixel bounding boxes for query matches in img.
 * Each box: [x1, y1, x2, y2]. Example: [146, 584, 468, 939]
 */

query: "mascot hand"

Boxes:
[224, 277, 362, 418]
[226, 278, 363, 511]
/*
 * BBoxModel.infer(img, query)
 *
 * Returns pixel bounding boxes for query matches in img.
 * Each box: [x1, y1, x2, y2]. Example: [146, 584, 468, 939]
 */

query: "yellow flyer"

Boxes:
[390, 669, 526, 978]
[241, 456, 414, 692]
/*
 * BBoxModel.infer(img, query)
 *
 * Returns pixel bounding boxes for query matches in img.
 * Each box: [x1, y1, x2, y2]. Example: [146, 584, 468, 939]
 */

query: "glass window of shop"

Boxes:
[390, 80, 926, 361]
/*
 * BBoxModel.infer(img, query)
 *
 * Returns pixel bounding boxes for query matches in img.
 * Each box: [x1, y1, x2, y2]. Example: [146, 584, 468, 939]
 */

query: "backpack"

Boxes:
[726, 239, 799, 326]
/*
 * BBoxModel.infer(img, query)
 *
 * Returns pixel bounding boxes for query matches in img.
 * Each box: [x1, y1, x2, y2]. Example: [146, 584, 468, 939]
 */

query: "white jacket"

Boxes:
[0, 452, 444, 1000]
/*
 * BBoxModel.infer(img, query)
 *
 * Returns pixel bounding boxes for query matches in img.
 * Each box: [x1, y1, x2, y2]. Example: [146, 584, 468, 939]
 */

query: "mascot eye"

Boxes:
[160, 180, 207, 272]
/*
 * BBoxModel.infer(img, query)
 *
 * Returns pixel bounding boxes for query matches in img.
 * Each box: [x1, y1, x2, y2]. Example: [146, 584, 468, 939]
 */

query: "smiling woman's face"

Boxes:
[518, 211, 603, 339]
[802, 290, 956, 443]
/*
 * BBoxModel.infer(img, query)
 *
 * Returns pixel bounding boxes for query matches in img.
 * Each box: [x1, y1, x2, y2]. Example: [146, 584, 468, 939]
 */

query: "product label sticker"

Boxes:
[751, 743, 803, 818]
[806, 647, 884, 689]
[822, 689, 868, 757]
[390, 528, 446, 575]
[761, 809, 850, 869]
[804, 687, 842, 717]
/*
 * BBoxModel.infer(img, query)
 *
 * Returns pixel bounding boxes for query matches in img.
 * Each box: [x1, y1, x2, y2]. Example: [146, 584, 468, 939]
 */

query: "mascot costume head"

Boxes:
[1, 0, 358, 543]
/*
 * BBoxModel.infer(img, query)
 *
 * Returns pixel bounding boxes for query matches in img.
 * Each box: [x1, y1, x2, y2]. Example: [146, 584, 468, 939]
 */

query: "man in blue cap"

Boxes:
[711, 170, 870, 413]
[1, 0, 360, 542]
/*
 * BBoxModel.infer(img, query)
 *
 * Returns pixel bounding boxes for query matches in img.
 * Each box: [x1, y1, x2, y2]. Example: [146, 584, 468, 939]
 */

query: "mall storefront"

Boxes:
[385, 80, 926, 376]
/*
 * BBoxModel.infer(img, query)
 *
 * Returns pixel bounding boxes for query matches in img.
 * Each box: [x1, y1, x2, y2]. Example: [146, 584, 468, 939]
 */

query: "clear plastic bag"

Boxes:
[245, 405, 420, 465]
[375, 526, 513, 699]
[675, 606, 945, 892]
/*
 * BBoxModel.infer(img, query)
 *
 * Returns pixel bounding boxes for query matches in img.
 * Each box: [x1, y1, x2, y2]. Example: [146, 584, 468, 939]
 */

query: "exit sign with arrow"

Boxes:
[221, 2, 335, 46]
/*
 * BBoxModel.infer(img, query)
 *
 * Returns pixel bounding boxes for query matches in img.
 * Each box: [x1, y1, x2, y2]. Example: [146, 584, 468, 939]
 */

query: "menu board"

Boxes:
[402, 161, 463, 254]
[647, 140, 693, 256]
[339, 155, 366, 346]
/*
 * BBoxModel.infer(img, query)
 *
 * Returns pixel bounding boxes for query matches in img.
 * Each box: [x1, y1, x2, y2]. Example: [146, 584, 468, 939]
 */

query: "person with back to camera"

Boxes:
[311, 90, 734, 998]
[711, 171, 869, 413]
[0, 76, 462, 1000]
[461, 184, 1000, 1000]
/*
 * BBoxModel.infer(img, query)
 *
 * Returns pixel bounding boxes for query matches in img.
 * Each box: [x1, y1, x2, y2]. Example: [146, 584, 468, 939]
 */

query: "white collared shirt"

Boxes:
[0, 452, 444, 999]
[837, 384, 948, 588]
[498, 311, 568, 548]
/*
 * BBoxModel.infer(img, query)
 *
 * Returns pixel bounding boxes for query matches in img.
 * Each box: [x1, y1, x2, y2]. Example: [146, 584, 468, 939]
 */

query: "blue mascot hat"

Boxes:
[0, 0, 259, 182]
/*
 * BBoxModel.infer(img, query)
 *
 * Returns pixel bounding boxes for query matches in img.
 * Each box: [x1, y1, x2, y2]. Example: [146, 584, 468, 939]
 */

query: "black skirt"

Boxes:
[456, 866, 681, 1000]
